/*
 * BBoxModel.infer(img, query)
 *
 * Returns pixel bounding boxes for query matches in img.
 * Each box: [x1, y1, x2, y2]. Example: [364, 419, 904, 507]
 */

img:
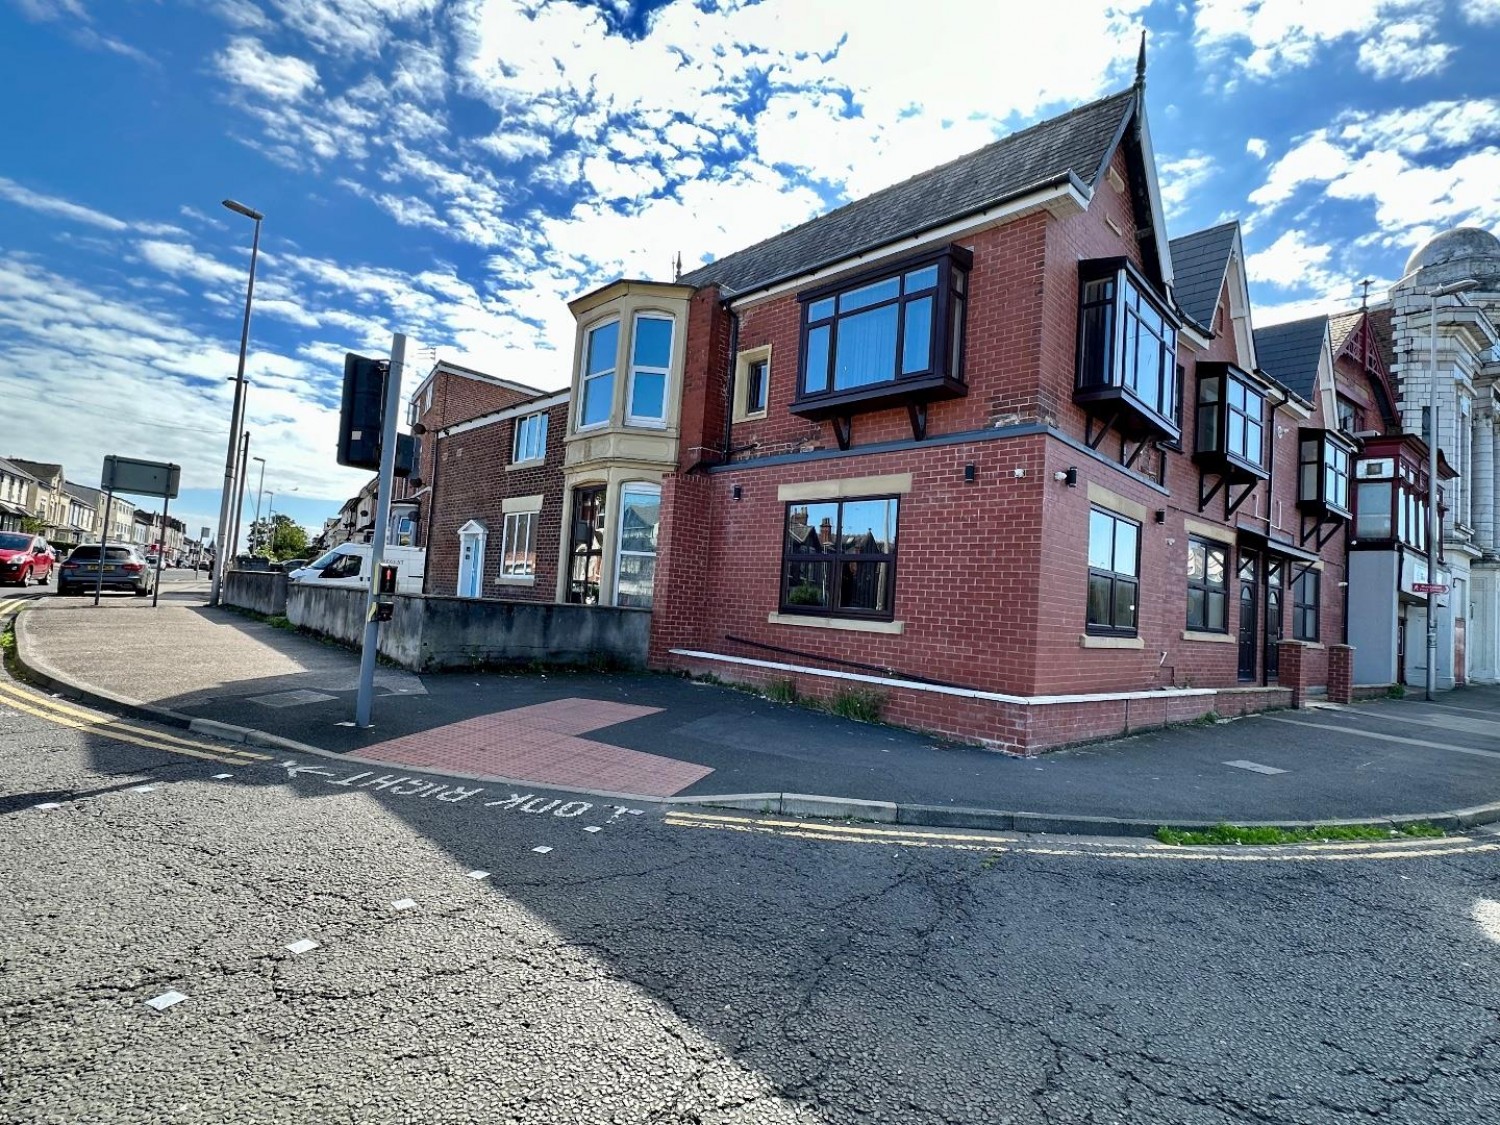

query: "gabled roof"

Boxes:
[680, 88, 1140, 297]
[1366, 305, 1395, 372]
[6, 459, 62, 483]
[1253, 316, 1328, 400]
[1327, 310, 1363, 351]
[1168, 222, 1237, 331]
[0, 458, 39, 484]
[64, 481, 102, 507]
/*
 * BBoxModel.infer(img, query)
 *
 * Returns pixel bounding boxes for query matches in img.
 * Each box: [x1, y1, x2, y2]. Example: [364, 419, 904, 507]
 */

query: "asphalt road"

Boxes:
[2, 660, 1500, 1123]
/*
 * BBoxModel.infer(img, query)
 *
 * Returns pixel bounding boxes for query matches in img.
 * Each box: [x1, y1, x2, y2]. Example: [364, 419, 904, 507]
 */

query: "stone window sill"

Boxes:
[506, 459, 545, 472]
[767, 612, 904, 635]
[495, 576, 535, 586]
[1079, 634, 1144, 649]
[1182, 630, 1234, 644]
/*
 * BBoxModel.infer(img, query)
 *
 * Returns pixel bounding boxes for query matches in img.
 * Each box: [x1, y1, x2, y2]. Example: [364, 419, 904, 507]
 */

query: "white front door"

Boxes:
[457, 525, 486, 598]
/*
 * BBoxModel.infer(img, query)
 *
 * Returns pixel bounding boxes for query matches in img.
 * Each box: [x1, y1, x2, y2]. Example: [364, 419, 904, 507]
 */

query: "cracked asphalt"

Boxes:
[3, 685, 1500, 1123]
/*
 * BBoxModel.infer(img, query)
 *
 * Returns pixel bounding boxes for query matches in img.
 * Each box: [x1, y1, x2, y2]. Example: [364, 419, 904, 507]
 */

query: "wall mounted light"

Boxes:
[1154, 509, 1166, 524]
[1052, 466, 1078, 487]
[963, 464, 976, 483]
[731, 485, 742, 501]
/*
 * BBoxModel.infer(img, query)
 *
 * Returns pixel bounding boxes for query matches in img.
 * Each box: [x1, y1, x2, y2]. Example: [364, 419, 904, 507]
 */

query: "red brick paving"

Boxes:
[356, 698, 713, 798]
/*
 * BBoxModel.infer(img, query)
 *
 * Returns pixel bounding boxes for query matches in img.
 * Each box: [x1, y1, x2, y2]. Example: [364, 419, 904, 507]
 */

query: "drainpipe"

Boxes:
[722, 304, 740, 465]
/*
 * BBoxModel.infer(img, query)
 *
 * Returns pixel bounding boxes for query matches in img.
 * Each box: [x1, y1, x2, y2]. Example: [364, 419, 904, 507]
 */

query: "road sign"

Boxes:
[101, 456, 180, 499]
[1413, 583, 1449, 594]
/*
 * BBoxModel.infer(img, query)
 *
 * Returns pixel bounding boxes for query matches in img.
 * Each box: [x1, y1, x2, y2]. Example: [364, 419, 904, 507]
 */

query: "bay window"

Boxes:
[1074, 258, 1180, 442]
[615, 483, 660, 608]
[792, 246, 969, 419]
[579, 321, 619, 429]
[1297, 429, 1352, 518]
[627, 314, 673, 426]
[1194, 363, 1267, 478]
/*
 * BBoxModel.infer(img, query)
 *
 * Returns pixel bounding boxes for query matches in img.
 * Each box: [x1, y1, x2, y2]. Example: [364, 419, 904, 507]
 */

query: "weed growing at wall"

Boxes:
[828, 688, 885, 724]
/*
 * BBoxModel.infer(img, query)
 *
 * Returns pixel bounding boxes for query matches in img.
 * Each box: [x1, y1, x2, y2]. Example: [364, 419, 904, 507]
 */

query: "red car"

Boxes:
[0, 531, 55, 586]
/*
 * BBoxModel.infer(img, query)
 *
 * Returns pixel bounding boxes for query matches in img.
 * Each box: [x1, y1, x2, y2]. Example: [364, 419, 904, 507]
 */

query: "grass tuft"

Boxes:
[827, 688, 885, 724]
[764, 678, 798, 704]
[1155, 821, 1446, 846]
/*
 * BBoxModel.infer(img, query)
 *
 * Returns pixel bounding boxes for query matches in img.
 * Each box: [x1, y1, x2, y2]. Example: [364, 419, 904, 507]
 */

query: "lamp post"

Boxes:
[251, 455, 267, 555]
[210, 198, 263, 607]
[1424, 277, 1480, 701]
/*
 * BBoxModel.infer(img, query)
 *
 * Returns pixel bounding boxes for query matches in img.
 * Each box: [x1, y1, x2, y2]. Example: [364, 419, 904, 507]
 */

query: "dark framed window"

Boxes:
[1186, 537, 1228, 633]
[1075, 258, 1180, 440]
[796, 246, 969, 404]
[1086, 508, 1139, 635]
[746, 358, 768, 414]
[1292, 570, 1319, 642]
[1298, 430, 1351, 517]
[1336, 397, 1360, 433]
[1195, 364, 1267, 475]
[781, 497, 898, 620]
[566, 485, 606, 604]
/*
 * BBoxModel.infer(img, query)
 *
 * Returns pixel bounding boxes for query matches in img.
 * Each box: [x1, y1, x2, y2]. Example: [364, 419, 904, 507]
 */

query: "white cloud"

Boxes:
[217, 37, 320, 101]
[1157, 152, 1216, 220]
[1357, 18, 1453, 80]
[1245, 229, 1339, 290]
[1245, 137, 1268, 159]
[1193, 0, 1444, 79]
[0, 176, 129, 231]
[1461, 0, 1500, 25]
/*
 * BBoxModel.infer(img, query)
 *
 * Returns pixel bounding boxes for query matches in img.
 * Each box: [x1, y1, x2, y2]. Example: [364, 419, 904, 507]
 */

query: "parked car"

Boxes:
[277, 558, 309, 573]
[0, 532, 54, 586]
[288, 543, 425, 593]
[56, 544, 156, 597]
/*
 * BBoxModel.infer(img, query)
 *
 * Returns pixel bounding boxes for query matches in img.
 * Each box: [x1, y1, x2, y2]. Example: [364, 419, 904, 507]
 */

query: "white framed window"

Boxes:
[512, 412, 547, 463]
[501, 511, 538, 579]
[626, 314, 673, 427]
[733, 345, 771, 421]
[614, 482, 661, 608]
[579, 319, 619, 429]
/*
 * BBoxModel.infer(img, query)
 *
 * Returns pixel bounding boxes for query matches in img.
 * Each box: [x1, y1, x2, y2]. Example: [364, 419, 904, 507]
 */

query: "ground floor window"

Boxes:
[1086, 507, 1139, 635]
[566, 486, 606, 604]
[1186, 537, 1228, 632]
[1292, 569, 1319, 641]
[615, 483, 660, 608]
[781, 496, 898, 619]
[501, 511, 537, 578]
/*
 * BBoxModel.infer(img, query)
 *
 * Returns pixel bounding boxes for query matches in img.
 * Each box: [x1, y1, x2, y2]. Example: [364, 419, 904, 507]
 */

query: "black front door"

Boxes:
[1238, 550, 1259, 682]
[1264, 561, 1283, 681]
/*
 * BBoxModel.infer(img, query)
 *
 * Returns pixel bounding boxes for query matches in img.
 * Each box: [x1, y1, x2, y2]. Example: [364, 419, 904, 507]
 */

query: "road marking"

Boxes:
[663, 811, 1500, 863]
[285, 939, 319, 955]
[1225, 760, 1287, 775]
[391, 898, 416, 911]
[0, 679, 269, 765]
[144, 991, 187, 1012]
[1268, 715, 1500, 760]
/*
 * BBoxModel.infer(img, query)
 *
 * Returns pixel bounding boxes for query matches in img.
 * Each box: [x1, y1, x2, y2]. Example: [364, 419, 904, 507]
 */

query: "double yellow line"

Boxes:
[664, 811, 1500, 864]
[0, 677, 271, 766]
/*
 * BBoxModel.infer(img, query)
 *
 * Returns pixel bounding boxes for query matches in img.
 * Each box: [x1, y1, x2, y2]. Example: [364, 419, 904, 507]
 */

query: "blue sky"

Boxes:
[3, 0, 1498, 546]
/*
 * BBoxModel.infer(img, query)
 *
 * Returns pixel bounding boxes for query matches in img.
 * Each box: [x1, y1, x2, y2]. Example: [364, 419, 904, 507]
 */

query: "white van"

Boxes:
[288, 543, 425, 594]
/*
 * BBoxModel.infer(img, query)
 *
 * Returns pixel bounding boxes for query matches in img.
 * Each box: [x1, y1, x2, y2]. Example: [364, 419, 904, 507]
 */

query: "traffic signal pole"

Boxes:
[355, 332, 406, 729]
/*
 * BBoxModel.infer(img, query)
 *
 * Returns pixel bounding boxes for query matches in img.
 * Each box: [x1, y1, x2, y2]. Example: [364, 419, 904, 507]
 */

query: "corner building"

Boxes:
[647, 77, 1352, 752]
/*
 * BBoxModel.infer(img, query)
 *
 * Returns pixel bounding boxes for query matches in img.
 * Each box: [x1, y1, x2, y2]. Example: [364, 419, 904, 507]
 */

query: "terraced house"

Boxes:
[638, 65, 1357, 752]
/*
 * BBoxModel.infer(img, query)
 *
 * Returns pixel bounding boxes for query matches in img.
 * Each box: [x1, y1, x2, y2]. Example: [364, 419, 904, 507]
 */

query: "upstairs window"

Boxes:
[627, 314, 673, 426]
[1195, 364, 1267, 476]
[1298, 430, 1351, 517]
[746, 358, 768, 414]
[796, 246, 970, 407]
[1086, 508, 1139, 636]
[1075, 258, 1179, 439]
[579, 320, 619, 429]
[512, 412, 548, 463]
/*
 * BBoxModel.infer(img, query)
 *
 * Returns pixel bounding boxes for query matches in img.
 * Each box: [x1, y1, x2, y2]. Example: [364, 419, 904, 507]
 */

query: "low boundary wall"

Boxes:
[222, 569, 288, 616]
[255, 585, 650, 672]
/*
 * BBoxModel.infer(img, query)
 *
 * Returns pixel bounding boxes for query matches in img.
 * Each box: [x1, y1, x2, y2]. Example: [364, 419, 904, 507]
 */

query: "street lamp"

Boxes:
[265, 486, 298, 557]
[1423, 277, 1480, 701]
[210, 198, 263, 607]
[250, 455, 267, 555]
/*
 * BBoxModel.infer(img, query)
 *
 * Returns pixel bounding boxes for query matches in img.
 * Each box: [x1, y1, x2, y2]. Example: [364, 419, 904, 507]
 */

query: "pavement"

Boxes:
[7, 572, 1500, 836]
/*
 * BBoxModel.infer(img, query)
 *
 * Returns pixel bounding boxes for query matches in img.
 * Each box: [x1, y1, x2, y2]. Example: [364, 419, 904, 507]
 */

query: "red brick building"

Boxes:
[638, 74, 1356, 752]
[401, 360, 547, 557]
[425, 390, 570, 599]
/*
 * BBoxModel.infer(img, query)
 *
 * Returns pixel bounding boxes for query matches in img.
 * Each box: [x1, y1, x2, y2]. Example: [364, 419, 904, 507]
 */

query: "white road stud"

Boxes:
[145, 991, 187, 1011]
[285, 939, 319, 955]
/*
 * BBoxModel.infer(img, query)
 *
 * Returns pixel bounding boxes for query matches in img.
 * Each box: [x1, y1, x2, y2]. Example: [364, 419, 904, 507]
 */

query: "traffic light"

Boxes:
[338, 353, 388, 470]
[394, 432, 420, 479]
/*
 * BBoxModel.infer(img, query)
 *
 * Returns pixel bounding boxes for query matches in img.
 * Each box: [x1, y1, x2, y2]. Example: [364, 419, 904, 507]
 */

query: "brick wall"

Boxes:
[427, 400, 568, 601]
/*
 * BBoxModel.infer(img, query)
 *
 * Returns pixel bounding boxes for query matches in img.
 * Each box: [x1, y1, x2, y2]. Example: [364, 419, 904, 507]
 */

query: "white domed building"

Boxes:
[1383, 228, 1500, 688]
